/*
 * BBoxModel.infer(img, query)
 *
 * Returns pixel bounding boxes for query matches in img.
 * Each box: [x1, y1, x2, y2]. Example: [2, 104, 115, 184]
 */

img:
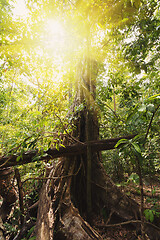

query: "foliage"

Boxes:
[144, 207, 160, 223]
[0, 0, 159, 238]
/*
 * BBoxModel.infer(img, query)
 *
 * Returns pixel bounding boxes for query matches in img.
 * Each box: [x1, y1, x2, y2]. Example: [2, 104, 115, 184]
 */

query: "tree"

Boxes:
[0, 0, 160, 239]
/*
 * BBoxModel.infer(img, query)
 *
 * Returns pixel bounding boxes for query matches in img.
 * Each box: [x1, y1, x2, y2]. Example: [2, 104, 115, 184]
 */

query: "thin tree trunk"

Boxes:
[0, 168, 17, 222]
[15, 168, 25, 226]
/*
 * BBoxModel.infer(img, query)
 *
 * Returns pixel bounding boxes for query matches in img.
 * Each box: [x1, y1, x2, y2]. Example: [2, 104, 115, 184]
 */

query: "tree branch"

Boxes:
[0, 135, 136, 168]
[144, 104, 160, 144]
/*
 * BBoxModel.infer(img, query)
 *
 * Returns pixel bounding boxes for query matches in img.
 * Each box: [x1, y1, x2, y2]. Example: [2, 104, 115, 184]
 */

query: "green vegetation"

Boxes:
[0, 0, 159, 239]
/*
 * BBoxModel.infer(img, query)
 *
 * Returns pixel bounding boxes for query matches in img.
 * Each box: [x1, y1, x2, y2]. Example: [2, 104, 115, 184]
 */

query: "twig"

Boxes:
[96, 220, 160, 232]
[144, 104, 160, 144]
[102, 101, 126, 123]
[106, 210, 114, 224]
[0, 157, 11, 168]
[54, 112, 85, 145]
[28, 201, 39, 210]
[22, 163, 82, 184]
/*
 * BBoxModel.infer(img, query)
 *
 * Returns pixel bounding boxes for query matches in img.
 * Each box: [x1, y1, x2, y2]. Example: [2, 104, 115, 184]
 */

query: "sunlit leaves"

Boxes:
[0, 0, 159, 164]
[123, 0, 160, 76]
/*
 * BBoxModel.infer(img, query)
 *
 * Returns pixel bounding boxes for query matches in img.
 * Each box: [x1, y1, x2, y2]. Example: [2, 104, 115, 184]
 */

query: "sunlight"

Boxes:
[42, 17, 83, 59]
[46, 19, 65, 39]
[44, 19, 68, 53]
[12, 0, 29, 18]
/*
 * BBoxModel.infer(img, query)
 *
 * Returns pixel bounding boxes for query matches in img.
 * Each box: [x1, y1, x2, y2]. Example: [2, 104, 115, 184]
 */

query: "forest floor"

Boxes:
[1, 176, 160, 239]
[93, 177, 160, 240]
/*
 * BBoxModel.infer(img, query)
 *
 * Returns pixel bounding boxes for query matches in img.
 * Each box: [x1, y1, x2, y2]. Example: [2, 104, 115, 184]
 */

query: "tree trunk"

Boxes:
[36, 108, 141, 239]
[0, 168, 17, 221]
[0, 167, 17, 240]
[36, 58, 140, 239]
[35, 115, 160, 239]
[35, 58, 160, 239]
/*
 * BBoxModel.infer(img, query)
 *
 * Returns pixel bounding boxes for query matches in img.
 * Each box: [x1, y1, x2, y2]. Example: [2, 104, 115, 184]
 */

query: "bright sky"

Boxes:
[12, 0, 28, 18]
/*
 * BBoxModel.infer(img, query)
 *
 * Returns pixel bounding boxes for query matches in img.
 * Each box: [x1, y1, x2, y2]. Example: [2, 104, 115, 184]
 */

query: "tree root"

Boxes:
[35, 156, 160, 240]
[54, 204, 102, 240]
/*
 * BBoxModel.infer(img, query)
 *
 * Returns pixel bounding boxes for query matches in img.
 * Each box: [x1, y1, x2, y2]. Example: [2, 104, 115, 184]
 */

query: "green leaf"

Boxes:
[56, 143, 59, 151]
[32, 155, 40, 162]
[132, 134, 144, 142]
[48, 140, 52, 148]
[128, 173, 139, 184]
[60, 144, 66, 148]
[148, 94, 160, 101]
[144, 209, 155, 222]
[27, 226, 35, 238]
[16, 155, 22, 162]
[144, 209, 150, 221]
[131, 142, 141, 153]
[150, 213, 154, 222]
[147, 103, 155, 113]
[115, 139, 128, 148]
[28, 139, 37, 149]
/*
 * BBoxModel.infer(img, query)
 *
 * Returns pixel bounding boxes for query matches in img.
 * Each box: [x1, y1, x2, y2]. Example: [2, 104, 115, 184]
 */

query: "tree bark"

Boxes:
[0, 168, 17, 222]
[0, 216, 5, 240]
[35, 56, 142, 239]
[0, 167, 17, 240]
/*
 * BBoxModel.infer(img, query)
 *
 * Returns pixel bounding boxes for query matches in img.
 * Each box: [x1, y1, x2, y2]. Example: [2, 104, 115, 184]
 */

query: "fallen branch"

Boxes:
[0, 135, 136, 168]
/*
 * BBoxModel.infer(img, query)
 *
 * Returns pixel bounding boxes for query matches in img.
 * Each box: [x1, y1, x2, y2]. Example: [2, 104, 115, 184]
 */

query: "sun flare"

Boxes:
[43, 19, 68, 53]
[41, 17, 82, 59]
[46, 19, 65, 41]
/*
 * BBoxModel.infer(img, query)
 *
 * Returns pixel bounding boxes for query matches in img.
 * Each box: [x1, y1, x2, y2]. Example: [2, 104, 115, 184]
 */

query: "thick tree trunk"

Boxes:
[36, 149, 141, 239]
[36, 142, 160, 239]
[35, 104, 141, 239]
[36, 155, 103, 240]
[35, 58, 160, 239]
